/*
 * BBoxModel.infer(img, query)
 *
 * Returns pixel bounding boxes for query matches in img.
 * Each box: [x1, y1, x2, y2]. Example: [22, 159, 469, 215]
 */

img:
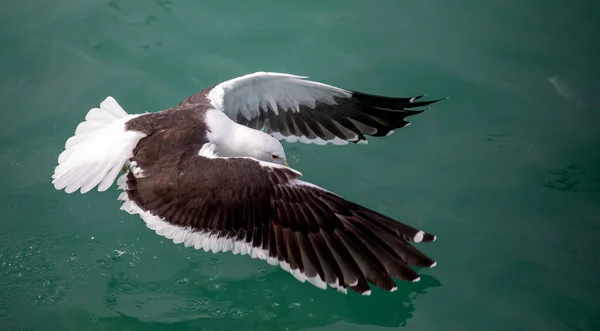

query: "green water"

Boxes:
[1, 0, 599, 330]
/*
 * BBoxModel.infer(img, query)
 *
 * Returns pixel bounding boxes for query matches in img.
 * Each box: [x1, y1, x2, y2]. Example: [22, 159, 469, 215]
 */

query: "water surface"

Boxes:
[1, 0, 599, 330]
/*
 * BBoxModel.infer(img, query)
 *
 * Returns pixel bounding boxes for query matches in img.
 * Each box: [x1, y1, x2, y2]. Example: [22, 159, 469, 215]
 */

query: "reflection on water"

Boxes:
[0, 223, 440, 330]
[96, 270, 440, 329]
[544, 159, 600, 193]
[547, 76, 588, 107]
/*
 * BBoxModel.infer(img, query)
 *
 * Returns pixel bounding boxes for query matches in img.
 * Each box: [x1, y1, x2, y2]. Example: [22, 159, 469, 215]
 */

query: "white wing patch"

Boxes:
[198, 142, 218, 158]
[208, 72, 352, 121]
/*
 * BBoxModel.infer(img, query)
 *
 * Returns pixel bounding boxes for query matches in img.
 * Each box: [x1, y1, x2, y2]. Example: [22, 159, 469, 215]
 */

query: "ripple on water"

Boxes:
[68, 264, 87, 276]
[54, 232, 80, 245]
[5, 201, 17, 211]
[145, 282, 163, 292]
[118, 281, 144, 294]
[109, 250, 127, 260]
[229, 307, 247, 320]
[288, 302, 301, 309]
[168, 306, 183, 316]
[187, 250, 209, 262]
[254, 267, 271, 282]
[43, 200, 58, 211]
[263, 290, 276, 300]
[135, 301, 146, 309]
[213, 299, 232, 309]
[254, 274, 268, 282]
[30, 276, 71, 306]
[209, 307, 227, 318]
[103, 294, 118, 310]
[1, 273, 30, 301]
[207, 282, 226, 293]
[0, 232, 81, 313]
[66, 253, 78, 263]
[33, 276, 56, 291]
[33, 218, 51, 230]
[103, 295, 117, 305]
[182, 300, 202, 312]
[543, 162, 600, 192]
[114, 272, 127, 281]
[95, 258, 113, 269]
[196, 297, 211, 306]
[32, 291, 70, 306]
[173, 277, 190, 287]
[196, 256, 209, 263]
[0, 306, 10, 321]
[260, 310, 277, 320]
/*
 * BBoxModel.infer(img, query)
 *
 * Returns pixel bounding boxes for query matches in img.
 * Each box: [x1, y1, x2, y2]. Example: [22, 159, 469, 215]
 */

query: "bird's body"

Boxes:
[52, 72, 443, 295]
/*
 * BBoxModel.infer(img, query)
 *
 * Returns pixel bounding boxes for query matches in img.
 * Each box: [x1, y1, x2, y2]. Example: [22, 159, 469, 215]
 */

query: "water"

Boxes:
[1, 0, 599, 330]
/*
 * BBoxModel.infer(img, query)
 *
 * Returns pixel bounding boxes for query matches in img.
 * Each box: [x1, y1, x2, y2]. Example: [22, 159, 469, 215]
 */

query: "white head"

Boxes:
[212, 124, 288, 166]
[204, 109, 288, 166]
[249, 131, 288, 166]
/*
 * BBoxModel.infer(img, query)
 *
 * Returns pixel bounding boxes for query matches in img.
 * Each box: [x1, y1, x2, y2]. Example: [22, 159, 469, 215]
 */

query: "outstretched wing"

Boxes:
[179, 72, 444, 145]
[118, 125, 437, 295]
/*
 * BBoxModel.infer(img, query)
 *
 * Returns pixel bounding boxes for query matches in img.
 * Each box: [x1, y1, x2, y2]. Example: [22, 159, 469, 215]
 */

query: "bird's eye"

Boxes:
[271, 154, 280, 159]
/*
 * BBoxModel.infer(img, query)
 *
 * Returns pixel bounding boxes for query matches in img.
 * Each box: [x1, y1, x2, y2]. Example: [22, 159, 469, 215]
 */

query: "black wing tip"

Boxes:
[410, 95, 449, 102]
[406, 96, 448, 109]
[424, 233, 437, 243]
[351, 90, 448, 109]
[410, 94, 427, 102]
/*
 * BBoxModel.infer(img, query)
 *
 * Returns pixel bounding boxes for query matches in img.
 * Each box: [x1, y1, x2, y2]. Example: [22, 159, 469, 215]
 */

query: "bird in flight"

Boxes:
[52, 72, 443, 295]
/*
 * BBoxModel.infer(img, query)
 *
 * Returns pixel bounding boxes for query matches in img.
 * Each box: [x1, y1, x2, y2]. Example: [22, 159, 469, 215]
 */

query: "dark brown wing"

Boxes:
[118, 123, 437, 295]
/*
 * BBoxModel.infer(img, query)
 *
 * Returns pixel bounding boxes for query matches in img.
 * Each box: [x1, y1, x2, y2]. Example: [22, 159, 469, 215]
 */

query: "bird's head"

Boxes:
[258, 133, 288, 167]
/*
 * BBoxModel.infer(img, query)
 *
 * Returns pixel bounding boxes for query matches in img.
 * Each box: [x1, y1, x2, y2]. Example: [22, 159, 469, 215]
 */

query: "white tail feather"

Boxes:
[52, 97, 146, 194]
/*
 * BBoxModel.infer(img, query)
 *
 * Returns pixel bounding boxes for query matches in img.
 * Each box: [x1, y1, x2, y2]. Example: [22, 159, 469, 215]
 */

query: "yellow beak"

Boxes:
[285, 161, 290, 167]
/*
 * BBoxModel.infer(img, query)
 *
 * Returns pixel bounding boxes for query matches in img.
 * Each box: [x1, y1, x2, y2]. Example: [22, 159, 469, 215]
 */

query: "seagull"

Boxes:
[52, 72, 443, 295]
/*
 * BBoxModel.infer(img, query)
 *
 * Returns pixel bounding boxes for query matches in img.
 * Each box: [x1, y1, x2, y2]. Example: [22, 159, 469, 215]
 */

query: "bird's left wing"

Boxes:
[118, 126, 437, 295]
[179, 72, 444, 145]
